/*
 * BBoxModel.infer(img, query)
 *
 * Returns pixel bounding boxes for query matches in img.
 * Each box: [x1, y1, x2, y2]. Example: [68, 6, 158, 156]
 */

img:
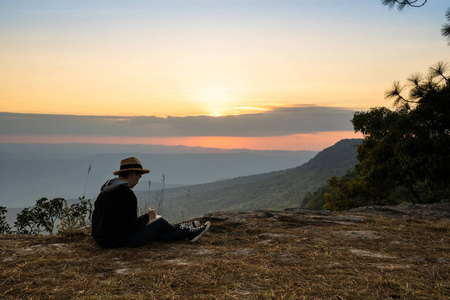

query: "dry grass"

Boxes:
[0, 208, 449, 299]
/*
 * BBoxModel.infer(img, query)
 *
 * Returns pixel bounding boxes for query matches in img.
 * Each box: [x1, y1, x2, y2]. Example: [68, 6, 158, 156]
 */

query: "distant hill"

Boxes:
[136, 139, 362, 222]
[0, 143, 316, 207]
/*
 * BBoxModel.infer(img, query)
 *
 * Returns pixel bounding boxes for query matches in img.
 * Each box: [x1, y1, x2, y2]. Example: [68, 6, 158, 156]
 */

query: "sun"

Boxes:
[195, 86, 273, 117]
[197, 87, 236, 116]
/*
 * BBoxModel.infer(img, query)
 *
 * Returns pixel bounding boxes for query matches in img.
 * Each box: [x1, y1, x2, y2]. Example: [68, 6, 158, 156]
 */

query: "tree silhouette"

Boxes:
[385, 61, 449, 109]
[324, 62, 450, 209]
[382, 0, 428, 10]
[382, 0, 450, 44]
[443, 8, 450, 43]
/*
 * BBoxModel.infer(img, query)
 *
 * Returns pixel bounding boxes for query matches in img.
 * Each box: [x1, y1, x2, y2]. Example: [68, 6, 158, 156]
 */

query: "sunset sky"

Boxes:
[1, 0, 449, 150]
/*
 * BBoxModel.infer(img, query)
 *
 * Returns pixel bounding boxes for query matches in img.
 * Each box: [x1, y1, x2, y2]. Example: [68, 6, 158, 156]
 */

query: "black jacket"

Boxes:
[91, 178, 149, 248]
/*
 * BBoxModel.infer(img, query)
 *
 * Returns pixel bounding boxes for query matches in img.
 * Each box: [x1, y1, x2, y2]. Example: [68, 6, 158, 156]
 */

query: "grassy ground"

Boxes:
[0, 208, 449, 299]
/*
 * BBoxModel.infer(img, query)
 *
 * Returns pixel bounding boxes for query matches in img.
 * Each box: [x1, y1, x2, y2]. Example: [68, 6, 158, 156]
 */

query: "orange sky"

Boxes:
[2, 1, 449, 117]
[0, 131, 362, 151]
[1, 1, 448, 151]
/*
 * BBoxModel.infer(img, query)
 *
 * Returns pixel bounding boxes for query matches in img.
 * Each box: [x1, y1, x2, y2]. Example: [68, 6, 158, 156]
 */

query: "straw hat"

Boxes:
[113, 157, 150, 175]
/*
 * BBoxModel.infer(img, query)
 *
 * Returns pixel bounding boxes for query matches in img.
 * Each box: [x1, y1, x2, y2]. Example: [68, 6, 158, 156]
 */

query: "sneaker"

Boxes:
[178, 220, 201, 230]
[187, 221, 211, 243]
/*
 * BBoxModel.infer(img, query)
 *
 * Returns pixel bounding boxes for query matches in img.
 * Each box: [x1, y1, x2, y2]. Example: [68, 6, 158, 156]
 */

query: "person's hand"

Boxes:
[147, 209, 157, 220]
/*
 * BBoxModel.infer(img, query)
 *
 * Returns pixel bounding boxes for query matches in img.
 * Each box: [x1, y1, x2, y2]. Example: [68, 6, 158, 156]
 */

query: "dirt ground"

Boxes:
[1, 204, 449, 299]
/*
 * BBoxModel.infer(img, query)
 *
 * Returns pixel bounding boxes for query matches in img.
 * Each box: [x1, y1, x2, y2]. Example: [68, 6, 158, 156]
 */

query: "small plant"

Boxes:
[14, 206, 45, 235]
[35, 197, 66, 235]
[154, 175, 166, 216]
[14, 197, 92, 235]
[138, 180, 152, 216]
[138, 176, 166, 217]
[9, 165, 94, 235]
[16, 197, 66, 235]
[0, 206, 12, 234]
[181, 189, 192, 221]
[58, 197, 93, 233]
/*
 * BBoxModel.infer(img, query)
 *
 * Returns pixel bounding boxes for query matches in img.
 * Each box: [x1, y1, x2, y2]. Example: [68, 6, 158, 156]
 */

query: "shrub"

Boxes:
[14, 197, 92, 235]
[58, 197, 93, 233]
[0, 206, 12, 234]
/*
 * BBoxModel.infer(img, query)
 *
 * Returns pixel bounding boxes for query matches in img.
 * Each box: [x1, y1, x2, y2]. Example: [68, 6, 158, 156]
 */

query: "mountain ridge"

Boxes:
[138, 138, 362, 222]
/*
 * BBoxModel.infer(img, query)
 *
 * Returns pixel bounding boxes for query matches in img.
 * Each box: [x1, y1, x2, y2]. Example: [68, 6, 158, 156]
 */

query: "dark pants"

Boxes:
[125, 218, 188, 247]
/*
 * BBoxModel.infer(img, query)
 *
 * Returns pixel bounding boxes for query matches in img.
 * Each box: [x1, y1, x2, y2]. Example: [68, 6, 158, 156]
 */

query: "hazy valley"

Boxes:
[1, 139, 362, 226]
[1, 142, 319, 226]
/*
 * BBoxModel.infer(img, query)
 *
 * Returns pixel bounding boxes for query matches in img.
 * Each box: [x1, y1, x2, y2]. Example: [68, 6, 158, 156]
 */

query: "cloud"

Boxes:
[0, 106, 356, 137]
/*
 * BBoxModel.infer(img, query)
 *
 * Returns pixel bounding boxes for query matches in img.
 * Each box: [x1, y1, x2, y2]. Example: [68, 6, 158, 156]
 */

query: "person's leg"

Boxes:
[125, 218, 187, 247]
[158, 221, 211, 243]
[125, 219, 211, 247]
